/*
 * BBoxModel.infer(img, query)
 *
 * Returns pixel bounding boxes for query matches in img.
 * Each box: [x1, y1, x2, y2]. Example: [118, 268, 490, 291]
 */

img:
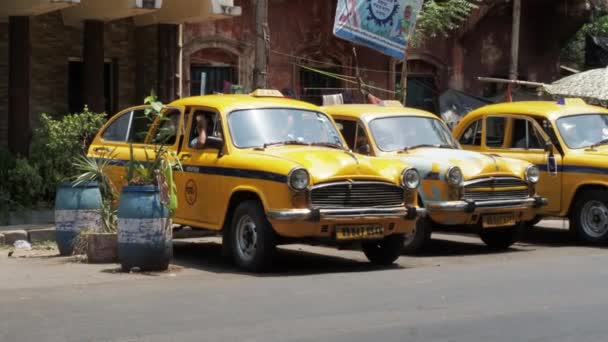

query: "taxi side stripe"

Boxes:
[182, 165, 288, 183]
[536, 164, 608, 175]
[98, 158, 288, 183]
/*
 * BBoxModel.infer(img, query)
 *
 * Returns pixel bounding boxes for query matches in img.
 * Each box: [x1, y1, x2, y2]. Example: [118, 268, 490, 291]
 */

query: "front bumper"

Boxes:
[426, 196, 548, 213]
[267, 205, 424, 221]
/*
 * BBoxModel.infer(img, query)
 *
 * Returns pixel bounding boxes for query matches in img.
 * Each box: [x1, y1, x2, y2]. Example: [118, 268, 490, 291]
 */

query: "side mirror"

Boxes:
[205, 136, 224, 150]
[357, 144, 371, 155]
[544, 141, 554, 153]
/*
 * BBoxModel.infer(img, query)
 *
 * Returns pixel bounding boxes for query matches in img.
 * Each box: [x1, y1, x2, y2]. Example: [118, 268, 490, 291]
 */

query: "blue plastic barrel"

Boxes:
[117, 185, 172, 271]
[54, 182, 102, 255]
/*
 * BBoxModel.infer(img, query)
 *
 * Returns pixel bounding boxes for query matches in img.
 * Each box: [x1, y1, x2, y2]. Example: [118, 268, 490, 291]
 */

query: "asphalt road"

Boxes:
[2, 221, 608, 342]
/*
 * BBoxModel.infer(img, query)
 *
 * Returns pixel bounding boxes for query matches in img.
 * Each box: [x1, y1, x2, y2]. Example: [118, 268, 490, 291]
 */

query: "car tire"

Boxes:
[229, 200, 277, 272]
[570, 189, 608, 244]
[479, 223, 523, 250]
[361, 234, 405, 265]
[401, 217, 433, 255]
[525, 216, 542, 228]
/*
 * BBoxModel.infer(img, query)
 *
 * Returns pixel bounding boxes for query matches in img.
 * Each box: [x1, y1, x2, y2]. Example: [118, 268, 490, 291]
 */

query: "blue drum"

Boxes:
[117, 186, 172, 271]
[54, 182, 102, 256]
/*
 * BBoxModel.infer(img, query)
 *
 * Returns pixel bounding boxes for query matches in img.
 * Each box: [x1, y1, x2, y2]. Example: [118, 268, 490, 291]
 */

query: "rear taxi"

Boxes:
[324, 102, 546, 253]
[88, 90, 423, 271]
[454, 99, 608, 243]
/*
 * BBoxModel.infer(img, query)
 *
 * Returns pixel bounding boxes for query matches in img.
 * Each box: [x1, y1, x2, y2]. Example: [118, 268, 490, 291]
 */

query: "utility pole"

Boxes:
[399, 58, 408, 105]
[509, 0, 521, 80]
[253, 0, 269, 89]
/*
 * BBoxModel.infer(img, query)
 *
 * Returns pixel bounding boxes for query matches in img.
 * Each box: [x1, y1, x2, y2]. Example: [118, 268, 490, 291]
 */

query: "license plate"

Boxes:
[335, 224, 384, 240]
[482, 213, 516, 228]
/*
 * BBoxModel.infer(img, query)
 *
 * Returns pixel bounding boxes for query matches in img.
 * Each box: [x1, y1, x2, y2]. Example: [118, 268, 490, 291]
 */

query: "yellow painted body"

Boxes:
[88, 95, 419, 241]
[453, 100, 608, 218]
[324, 104, 540, 226]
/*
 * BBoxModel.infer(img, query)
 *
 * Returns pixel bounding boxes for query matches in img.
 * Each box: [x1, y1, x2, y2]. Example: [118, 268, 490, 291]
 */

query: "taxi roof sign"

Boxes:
[379, 100, 403, 107]
[557, 98, 586, 106]
[250, 89, 284, 98]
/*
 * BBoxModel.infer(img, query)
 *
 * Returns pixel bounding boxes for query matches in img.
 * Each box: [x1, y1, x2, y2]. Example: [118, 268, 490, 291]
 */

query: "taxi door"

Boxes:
[88, 106, 185, 193]
[173, 107, 226, 229]
[483, 115, 562, 214]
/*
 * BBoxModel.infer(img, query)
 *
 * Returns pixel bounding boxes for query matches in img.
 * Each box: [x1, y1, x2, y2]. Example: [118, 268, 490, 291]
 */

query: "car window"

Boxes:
[151, 109, 181, 145]
[188, 109, 223, 148]
[557, 113, 608, 149]
[101, 107, 181, 144]
[458, 119, 482, 146]
[510, 118, 544, 149]
[485, 116, 506, 148]
[354, 123, 371, 154]
[369, 116, 457, 152]
[228, 108, 343, 148]
[335, 119, 357, 150]
[102, 111, 131, 142]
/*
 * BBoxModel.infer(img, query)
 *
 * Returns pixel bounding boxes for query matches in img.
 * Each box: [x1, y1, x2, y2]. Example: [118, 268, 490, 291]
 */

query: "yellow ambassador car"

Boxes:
[88, 90, 423, 271]
[454, 99, 608, 244]
[324, 102, 547, 253]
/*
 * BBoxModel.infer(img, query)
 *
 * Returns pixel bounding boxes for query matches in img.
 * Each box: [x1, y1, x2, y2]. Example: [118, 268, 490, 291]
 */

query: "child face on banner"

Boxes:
[404, 5, 413, 20]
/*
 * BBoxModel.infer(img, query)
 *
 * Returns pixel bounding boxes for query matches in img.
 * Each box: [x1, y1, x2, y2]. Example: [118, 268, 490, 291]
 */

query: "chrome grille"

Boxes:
[464, 177, 530, 202]
[310, 182, 404, 208]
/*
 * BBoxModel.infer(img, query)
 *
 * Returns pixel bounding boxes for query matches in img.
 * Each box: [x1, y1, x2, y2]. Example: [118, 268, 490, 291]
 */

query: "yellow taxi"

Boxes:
[88, 90, 423, 271]
[454, 99, 608, 243]
[324, 102, 546, 253]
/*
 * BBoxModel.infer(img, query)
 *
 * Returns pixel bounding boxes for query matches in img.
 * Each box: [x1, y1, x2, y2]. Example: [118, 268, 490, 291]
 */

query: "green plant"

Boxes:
[30, 107, 107, 203]
[561, 12, 608, 69]
[72, 153, 119, 233]
[411, 0, 480, 46]
[124, 94, 181, 214]
[0, 147, 15, 213]
[7, 158, 44, 210]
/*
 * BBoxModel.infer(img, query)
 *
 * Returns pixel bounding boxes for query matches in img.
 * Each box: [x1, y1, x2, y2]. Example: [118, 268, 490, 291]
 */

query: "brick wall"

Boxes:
[105, 18, 137, 109]
[30, 12, 140, 119]
[0, 23, 8, 147]
[31, 11, 81, 121]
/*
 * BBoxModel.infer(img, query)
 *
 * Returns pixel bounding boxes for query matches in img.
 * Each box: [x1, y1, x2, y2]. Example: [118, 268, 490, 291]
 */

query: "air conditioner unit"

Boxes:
[212, 0, 241, 16]
[136, 0, 162, 10]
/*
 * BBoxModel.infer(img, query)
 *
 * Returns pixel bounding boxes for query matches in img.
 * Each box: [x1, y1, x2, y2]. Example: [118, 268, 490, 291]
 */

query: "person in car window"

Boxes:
[190, 114, 208, 149]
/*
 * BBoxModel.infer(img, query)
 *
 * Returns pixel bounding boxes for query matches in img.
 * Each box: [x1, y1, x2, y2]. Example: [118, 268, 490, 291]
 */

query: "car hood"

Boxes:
[394, 147, 527, 180]
[248, 146, 404, 184]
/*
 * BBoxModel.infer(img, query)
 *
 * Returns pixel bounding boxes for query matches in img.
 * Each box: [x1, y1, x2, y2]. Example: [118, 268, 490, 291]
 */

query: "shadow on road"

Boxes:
[520, 225, 585, 247]
[171, 240, 403, 277]
[407, 235, 525, 258]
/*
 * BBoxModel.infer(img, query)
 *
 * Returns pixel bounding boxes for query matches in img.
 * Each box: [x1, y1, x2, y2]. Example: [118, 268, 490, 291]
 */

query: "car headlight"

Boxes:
[526, 165, 540, 184]
[288, 168, 310, 191]
[401, 168, 420, 190]
[446, 166, 464, 186]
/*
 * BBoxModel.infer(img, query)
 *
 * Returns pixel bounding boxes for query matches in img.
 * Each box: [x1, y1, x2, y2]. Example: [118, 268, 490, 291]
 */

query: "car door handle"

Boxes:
[93, 147, 110, 153]
[180, 153, 192, 160]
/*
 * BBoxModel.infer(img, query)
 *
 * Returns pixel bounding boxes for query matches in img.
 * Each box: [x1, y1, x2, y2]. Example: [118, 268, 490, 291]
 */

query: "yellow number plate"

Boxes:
[335, 224, 384, 240]
[482, 213, 516, 228]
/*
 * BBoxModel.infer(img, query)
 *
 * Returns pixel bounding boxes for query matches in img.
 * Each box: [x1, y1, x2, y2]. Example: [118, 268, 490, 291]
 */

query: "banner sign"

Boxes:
[333, 0, 423, 60]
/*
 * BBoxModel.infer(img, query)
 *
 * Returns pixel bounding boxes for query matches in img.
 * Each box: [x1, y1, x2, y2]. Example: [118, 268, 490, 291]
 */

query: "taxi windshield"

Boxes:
[369, 116, 457, 152]
[556, 113, 608, 149]
[228, 108, 344, 148]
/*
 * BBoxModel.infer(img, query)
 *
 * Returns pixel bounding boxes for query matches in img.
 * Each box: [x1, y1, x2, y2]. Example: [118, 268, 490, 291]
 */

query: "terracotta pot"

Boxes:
[86, 233, 118, 263]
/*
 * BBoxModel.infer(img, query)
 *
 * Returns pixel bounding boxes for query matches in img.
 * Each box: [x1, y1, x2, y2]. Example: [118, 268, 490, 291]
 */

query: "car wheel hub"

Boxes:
[235, 215, 257, 262]
[581, 200, 608, 238]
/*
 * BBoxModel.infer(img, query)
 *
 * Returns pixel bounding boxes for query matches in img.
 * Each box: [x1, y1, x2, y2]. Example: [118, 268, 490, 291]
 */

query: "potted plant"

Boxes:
[71, 153, 119, 263]
[117, 94, 180, 272]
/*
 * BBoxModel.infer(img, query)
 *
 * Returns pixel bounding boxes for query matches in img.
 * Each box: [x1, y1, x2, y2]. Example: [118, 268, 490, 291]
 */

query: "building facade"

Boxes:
[0, 0, 592, 155]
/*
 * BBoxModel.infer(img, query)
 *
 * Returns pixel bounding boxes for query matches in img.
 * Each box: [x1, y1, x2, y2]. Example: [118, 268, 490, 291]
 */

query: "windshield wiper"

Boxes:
[310, 142, 345, 150]
[261, 140, 310, 149]
[401, 144, 440, 152]
[589, 138, 608, 149]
